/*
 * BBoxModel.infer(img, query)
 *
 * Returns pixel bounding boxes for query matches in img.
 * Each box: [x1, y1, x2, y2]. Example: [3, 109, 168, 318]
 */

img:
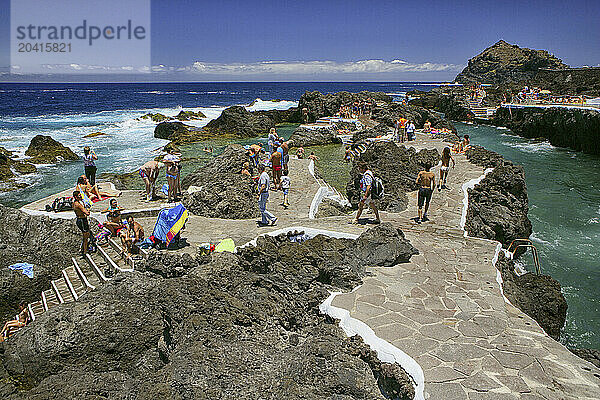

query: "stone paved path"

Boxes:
[135, 134, 600, 399]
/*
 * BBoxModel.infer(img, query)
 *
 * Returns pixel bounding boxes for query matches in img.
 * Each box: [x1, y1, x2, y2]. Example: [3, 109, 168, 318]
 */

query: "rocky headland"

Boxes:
[0, 224, 418, 399]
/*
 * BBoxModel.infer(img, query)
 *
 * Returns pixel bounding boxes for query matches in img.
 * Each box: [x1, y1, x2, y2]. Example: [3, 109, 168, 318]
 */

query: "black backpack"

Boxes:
[366, 171, 384, 200]
[46, 196, 74, 213]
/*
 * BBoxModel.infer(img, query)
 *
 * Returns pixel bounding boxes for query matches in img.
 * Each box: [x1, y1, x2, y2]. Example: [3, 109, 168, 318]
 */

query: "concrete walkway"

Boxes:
[25, 133, 600, 399]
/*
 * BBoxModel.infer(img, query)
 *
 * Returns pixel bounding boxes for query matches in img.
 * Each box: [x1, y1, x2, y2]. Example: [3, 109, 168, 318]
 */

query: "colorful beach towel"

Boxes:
[8, 263, 34, 279]
[150, 204, 189, 247]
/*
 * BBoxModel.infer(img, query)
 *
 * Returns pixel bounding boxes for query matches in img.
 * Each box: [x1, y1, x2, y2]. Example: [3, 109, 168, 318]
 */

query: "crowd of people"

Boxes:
[394, 117, 417, 142]
[338, 100, 375, 119]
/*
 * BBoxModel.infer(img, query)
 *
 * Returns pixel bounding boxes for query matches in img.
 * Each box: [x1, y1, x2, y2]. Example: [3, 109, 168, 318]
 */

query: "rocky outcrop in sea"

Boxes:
[493, 106, 600, 155]
[0, 225, 417, 399]
[181, 144, 259, 219]
[346, 141, 440, 212]
[0, 148, 37, 192]
[24, 135, 79, 164]
[203, 106, 274, 138]
[370, 102, 457, 134]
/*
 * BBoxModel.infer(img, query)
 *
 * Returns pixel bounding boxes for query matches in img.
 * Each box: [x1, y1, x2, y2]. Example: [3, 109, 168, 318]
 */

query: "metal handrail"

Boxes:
[507, 239, 542, 275]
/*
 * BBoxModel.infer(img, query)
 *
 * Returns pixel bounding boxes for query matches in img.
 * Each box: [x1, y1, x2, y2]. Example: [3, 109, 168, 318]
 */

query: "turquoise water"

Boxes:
[459, 122, 600, 350]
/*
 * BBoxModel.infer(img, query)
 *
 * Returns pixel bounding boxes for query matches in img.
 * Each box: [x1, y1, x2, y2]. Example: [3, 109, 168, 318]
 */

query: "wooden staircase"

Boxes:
[26, 240, 148, 322]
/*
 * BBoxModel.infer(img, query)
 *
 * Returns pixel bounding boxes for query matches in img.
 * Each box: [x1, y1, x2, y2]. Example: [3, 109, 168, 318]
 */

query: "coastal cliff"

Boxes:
[493, 107, 600, 155]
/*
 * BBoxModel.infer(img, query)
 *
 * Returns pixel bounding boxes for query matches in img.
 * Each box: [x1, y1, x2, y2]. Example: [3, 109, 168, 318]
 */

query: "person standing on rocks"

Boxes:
[257, 164, 277, 226]
[438, 147, 455, 191]
[82, 146, 98, 186]
[268, 127, 277, 154]
[270, 146, 282, 190]
[415, 162, 435, 223]
[73, 190, 91, 254]
[351, 163, 381, 225]
[406, 120, 416, 141]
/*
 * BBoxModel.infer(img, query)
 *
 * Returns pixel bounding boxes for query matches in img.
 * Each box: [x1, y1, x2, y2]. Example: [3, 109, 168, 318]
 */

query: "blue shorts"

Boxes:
[283, 188, 289, 195]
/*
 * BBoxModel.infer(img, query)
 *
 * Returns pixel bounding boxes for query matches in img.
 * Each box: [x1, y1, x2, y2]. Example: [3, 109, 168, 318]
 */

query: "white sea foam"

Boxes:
[245, 98, 298, 112]
[502, 140, 555, 154]
[530, 231, 551, 245]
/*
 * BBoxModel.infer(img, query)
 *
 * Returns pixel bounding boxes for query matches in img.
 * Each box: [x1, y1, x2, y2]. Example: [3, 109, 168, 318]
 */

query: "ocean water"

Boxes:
[0, 83, 598, 350]
[460, 122, 600, 350]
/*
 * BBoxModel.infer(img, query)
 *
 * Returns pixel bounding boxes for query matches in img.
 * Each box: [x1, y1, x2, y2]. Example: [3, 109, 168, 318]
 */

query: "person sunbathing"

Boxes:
[102, 199, 124, 236]
[0, 302, 30, 342]
[120, 216, 144, 255]
[76, 175, 118, 201]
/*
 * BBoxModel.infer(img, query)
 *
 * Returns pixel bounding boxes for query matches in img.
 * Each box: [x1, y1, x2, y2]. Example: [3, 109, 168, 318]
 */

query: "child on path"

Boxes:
[280, 173, 290, 208]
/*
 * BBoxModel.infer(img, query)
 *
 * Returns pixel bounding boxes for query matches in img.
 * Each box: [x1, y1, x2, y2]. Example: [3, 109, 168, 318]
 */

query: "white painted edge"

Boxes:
[460, 167, 494, 236]
[237, 226, 424, 399]
[320, 292, 425, 400]
[307, 159, 351, 219]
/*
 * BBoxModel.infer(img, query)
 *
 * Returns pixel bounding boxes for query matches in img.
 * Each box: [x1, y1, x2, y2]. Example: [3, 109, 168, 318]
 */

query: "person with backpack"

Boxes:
[351, 162, 381, 225]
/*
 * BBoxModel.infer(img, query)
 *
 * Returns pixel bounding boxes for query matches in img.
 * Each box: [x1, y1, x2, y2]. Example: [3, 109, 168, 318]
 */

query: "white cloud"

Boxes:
[166, 59, 462, 75]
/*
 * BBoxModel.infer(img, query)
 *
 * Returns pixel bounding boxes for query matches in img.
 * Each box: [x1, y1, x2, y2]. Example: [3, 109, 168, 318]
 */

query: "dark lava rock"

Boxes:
[139, 112, 168, 122]
[351, 124, 390, 143]
[496, 252, 567, 340]
[253, 108, 301, 124]
[315, 199, 352, 218]
[465, 164, 533, 247]
[154, 121, 193, 140]
[0, 205, 81, 322]
[370, 102, 457, 133]
[346, 223, 419, 267]
[346, 141, 440, 212]
[455, 40, 567, 85]
[204, 106, 274, 138]
[569, 348, 600, 369]
[298, 91, 392, 123]
[465, 145, 505, 169]
[289, 126, 342, 147]
[0, 148, 36, 192]
[181, 144, 258, 219]
[24, 135, 78, 164]
[174, 110, 206, 121]
[0, 227, 416, 399]
[409, 88, 475, 121]
[531, 67, 600, 97]
[493, 106, 600, 155]
[98, 170, 143, 190]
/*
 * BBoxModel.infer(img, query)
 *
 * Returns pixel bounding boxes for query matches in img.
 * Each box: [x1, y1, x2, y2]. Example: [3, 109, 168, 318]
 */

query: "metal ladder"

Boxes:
[507, 239, 542, 275]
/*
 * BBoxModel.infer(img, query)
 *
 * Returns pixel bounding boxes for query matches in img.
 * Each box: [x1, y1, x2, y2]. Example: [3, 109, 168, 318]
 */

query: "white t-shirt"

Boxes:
[258, 171, 270, 193]
[406, 123, 415, 133]
[281, 175, 290, 189]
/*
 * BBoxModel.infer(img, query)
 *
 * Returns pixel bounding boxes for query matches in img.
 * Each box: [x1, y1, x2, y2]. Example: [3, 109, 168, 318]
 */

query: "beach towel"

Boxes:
[79, 189, 93, 209]
[8, 263, 34, 279]
[150, 204, 189, 247]
[161, 184, 169, 196]
[214, 238, 235, 253]
[92, 194, 111, 203]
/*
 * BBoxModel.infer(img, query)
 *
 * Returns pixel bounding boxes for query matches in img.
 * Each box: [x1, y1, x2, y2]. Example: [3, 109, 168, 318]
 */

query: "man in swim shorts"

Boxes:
[73, 191, 91, 254]
[270, 146, 282, 189]
[415, 162, 435, 223]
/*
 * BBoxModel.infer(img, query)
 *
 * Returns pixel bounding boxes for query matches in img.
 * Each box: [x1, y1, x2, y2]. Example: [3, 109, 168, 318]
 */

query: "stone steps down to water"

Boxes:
[25, 239, 145, 323]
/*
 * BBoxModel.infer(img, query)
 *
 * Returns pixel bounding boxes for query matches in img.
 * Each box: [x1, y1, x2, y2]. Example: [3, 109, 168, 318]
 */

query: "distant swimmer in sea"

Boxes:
[415, 162, 435, 223]
[139, 160, 164, 201]
[438, 147, 455, 191]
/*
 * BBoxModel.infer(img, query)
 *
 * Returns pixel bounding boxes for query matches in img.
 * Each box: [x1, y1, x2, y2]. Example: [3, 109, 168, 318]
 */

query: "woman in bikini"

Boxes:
[439, 147, 455, 191]
[76, 175, 118, 202]
[102, 198, 124, 236]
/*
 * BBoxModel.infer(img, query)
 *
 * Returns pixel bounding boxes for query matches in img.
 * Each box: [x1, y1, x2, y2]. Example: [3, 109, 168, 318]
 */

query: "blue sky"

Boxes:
[1, 0, 599, 81]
